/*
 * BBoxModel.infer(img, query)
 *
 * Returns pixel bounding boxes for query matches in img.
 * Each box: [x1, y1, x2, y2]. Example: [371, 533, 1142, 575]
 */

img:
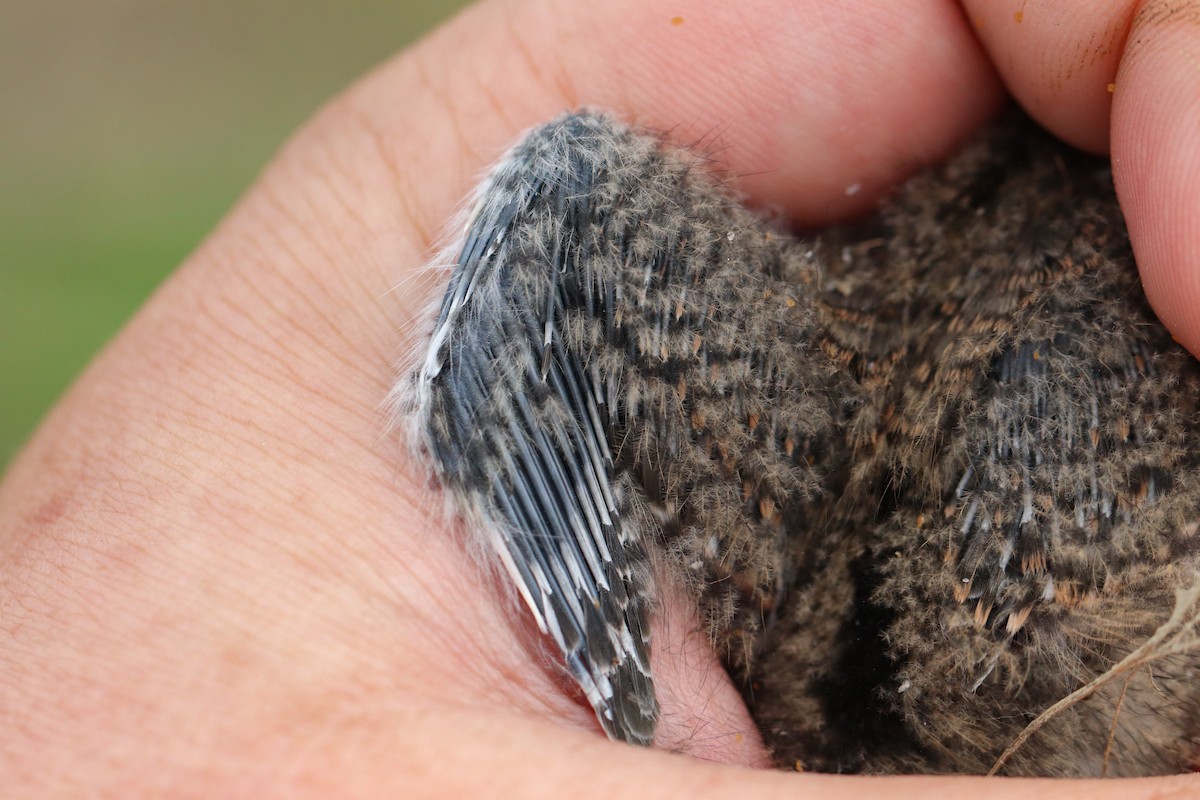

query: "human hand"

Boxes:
[2, 1, 1197, 797]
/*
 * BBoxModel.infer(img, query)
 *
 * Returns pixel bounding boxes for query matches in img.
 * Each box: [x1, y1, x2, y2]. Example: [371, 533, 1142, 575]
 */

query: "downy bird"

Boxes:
[403, 109, 1200, 777]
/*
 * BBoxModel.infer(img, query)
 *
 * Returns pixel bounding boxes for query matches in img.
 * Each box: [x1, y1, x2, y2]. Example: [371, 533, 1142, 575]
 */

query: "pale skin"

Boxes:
[2, 0, 1199, 796]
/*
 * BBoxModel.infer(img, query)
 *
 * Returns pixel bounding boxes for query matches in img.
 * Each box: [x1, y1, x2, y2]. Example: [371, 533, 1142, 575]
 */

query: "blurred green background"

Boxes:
[0, 0, 472, 469]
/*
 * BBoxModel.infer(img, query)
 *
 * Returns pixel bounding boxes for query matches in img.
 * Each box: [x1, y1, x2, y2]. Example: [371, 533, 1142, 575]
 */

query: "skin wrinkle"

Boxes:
[501, 2, 570, 113]
[408, 49, 480, 217]
[498, 546, 636, 734]
[191, 238, 394, 422]
[189, 300, 310, 422]
[163, 366, 290, 471]
[247, 204, 351, 339]
[138, 366, 379, 554]
[442, 645, 587, 732]
[382, 524, 545, 702]
[304, 122, 381, 250]
[190, 239, 298, 343]
[342, 96, 438, 256]
[254, 152, 345, 264]
[46, 518, 159, 612]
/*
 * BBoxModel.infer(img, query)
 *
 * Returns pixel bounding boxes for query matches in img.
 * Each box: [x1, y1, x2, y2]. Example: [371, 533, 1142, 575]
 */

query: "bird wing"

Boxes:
[412, 109, 834, 743]
[414, 113, 659, 743]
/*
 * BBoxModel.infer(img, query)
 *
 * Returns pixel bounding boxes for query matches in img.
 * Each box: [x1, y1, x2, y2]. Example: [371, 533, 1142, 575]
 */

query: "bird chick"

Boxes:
[403, 110, 1200, 777]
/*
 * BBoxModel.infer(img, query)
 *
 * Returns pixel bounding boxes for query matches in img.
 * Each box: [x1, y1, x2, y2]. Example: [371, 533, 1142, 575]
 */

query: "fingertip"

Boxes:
[961, 0, 1130, 153]
[1111, 3, 1200, 357]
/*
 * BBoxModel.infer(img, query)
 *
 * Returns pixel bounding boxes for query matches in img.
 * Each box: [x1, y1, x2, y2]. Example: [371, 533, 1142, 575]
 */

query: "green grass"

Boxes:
[0, 0, 472, 468]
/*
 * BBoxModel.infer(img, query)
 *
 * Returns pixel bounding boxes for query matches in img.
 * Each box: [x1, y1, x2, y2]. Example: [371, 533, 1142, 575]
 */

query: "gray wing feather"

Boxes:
[416, 114, 657, 743]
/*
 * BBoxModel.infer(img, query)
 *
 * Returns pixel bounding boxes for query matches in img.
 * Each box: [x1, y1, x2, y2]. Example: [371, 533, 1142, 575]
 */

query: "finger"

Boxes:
[1111, 1, 1200, 357]
[960, 0, 1130, 153]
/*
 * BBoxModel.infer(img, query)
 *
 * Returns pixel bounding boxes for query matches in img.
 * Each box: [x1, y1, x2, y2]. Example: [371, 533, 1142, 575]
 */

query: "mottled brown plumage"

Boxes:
[406, 110, 1200, 776]
[755, 118, 1200, 776]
